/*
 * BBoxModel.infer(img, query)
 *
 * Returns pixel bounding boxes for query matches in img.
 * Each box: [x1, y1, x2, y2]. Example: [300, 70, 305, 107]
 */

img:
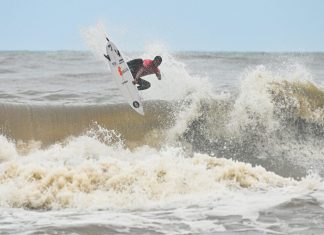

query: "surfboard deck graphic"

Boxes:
[104, 37, 144, 115]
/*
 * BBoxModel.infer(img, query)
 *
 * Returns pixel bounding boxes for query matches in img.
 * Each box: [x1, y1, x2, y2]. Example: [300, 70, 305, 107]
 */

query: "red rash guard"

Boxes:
[141, 59, 160, 76]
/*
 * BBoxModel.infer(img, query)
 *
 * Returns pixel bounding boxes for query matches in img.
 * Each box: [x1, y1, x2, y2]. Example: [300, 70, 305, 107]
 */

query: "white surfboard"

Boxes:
[104, 37, 144, 115]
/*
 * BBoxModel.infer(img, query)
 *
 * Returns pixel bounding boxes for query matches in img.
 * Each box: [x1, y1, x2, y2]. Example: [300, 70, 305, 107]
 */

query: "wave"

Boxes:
[0, 101, 176, 147]
[0, 66, 323, 178]
[0, 51, 324, 212]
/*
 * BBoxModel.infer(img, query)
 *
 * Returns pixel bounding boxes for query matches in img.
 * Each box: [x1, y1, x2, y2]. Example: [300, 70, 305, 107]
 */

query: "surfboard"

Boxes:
[104, 37, 144, 115]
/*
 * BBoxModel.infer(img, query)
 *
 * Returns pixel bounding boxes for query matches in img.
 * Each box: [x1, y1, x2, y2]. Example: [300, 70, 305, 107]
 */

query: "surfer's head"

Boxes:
[153, 56, 162, 67]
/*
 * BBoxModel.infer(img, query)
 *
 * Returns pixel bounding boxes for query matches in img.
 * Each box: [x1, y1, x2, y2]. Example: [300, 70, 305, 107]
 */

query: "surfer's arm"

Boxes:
[156, 72, 161, 80]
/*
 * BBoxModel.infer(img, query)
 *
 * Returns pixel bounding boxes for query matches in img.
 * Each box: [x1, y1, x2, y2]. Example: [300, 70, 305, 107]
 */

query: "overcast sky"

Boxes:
[1, 0, 324, 51]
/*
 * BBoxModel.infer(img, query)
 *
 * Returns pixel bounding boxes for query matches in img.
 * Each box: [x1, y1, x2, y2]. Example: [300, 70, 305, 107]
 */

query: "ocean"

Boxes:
[0, 49, 324, 235]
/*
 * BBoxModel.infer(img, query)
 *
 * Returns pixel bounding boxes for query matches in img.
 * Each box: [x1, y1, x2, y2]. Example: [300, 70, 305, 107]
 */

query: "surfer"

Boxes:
[127, 56, 162, 90]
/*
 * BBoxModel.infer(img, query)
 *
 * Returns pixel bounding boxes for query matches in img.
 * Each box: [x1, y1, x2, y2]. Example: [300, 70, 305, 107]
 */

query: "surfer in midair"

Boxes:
[127, 56, 162, 90]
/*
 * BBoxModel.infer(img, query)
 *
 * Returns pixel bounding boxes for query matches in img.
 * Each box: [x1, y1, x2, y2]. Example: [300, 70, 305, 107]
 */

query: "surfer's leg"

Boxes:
[137, 78, 151, 90]
[127, 60, 136, 68]
[127, 59, 143, 78]
[127, 61, 137, 78]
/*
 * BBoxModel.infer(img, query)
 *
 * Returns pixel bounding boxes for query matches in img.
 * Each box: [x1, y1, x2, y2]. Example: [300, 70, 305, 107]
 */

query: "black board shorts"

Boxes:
[127, 59, 143, 78]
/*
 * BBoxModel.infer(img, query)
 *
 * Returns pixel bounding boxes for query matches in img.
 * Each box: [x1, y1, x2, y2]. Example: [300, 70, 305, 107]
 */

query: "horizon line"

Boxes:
[1, 49, 324, 54]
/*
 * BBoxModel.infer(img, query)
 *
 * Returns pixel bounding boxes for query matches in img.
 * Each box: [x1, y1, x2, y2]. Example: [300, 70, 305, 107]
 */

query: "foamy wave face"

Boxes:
[227, 65, 279, 136]
[161, 63, 324, 177]
[0, 135, 18, 163]
[0, 131, 320, 211]
[228, 64, 323, 135]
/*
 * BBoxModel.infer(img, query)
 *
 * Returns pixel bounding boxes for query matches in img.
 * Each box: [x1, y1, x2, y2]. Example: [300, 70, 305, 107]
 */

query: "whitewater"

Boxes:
[0, 29, 324, 234]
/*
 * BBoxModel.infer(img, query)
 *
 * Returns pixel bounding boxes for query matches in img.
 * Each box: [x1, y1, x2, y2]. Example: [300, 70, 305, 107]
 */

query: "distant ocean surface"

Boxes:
[0, 50, 324, 235]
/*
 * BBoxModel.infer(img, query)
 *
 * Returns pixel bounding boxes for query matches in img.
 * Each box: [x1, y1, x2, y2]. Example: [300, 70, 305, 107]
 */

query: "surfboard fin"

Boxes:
[104, 54, 111, 61]
[106, 37, 110, 42]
